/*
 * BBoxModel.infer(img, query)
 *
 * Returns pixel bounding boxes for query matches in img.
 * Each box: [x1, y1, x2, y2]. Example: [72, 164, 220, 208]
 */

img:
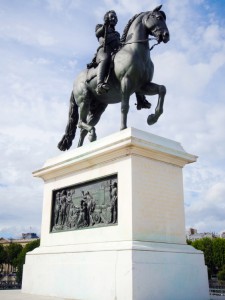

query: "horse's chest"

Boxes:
[131, 52, 153, 77]
[133, 61, 153, 83]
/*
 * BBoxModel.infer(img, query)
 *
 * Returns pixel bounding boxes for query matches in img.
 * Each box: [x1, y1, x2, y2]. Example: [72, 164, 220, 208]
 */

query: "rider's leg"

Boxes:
[96, 49, 110, 95]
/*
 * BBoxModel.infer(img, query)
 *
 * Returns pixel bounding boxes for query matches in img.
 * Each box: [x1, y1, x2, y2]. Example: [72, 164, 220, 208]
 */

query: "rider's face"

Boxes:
[108, 12, 118, 26]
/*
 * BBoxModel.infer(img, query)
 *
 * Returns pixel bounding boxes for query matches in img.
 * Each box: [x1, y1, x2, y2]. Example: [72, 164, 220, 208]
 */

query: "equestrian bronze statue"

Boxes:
[58, 5, 170, 150]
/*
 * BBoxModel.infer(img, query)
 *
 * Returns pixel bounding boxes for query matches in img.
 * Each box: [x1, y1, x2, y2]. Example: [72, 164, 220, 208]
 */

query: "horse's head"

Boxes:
[143, 5, 170, 43]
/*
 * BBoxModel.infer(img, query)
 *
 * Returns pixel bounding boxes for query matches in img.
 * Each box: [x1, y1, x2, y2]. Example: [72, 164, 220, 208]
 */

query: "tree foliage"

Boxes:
[191, 237, 225, 278]
[212, 238, 225, 270]
[5, 243, 23, 268]
[0, 240, 40, 283]
[0, 245, 7, 271]
[192, 238, 213, 270]
[218, 265, 225, 281]
[16, 239, 40, 283]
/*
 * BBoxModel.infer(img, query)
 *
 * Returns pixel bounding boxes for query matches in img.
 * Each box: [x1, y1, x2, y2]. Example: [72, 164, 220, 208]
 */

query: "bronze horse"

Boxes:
[58, 5, 169, 150]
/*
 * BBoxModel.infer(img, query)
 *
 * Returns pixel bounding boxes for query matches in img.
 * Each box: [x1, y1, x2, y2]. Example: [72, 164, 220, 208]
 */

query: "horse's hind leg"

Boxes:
[76, 88, 95, 147]
[86, 102, 108, 141]
[77, 101, 108, 147]
[78, 128, 88, 147]
[77, 107, 94, 147]
[140, 82, 166, 125]
[120, 77, 132, 130]
[77, 123, 97, 147]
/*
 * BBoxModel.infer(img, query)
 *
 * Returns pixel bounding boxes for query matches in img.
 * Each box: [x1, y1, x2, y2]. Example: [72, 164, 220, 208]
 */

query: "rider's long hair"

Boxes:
[104, 10, 117, 25]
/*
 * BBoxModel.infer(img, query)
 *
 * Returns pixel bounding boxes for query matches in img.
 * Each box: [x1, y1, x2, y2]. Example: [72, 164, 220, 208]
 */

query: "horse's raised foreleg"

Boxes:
[140, 82, 166, 125]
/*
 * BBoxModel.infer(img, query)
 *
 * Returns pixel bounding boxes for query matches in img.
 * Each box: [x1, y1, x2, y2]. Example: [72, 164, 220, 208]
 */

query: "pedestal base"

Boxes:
[22, 128, 209, 300]
[22, 241, 209, 300]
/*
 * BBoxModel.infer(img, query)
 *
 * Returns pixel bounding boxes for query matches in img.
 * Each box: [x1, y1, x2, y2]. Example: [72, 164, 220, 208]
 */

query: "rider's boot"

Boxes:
[96, 60, 110, 95]
[135, 94, 151, 110]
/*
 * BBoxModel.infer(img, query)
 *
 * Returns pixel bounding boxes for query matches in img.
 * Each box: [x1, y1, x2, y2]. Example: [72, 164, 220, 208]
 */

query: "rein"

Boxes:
[121, 37, 160, 51]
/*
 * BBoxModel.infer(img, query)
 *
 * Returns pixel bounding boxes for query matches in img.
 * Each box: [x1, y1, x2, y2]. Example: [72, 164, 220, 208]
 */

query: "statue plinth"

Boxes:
[22, 128, 209, 300]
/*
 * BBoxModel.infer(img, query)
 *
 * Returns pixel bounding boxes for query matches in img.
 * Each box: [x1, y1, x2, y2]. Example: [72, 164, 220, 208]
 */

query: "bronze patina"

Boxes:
[58, 5, 169, 150]
[51, 175, 118, 232]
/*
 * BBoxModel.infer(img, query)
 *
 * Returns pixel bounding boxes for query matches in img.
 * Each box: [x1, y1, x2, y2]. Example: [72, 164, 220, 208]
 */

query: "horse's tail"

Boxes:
[58, 91, 79, 151]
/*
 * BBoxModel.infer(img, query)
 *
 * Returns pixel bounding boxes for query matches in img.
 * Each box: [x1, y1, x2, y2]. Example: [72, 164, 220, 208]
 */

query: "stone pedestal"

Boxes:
[22, 128, 209, 300]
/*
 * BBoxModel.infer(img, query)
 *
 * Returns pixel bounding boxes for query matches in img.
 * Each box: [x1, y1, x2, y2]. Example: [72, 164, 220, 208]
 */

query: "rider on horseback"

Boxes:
[95, 10, 120, 95]
[92, 10, 151, 110]
[58, 6, 169, 151]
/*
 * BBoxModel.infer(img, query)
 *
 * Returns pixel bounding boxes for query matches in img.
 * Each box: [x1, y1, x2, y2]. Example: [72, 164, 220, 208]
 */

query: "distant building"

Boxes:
[188, 228, 197, 235]
[0, 233, 39, 248]
[186, 228, 218, 241]
[22, 233, 39, 239]
[0, 238, 11, 247]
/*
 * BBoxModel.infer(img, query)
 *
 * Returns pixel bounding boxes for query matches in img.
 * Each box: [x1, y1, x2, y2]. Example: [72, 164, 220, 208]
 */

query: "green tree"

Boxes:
[191, 237, 225, 279]
[186, 239, 192, 245]
[16, 239, 40, 283]
[218, 265, 225, 281]
[212, 238, 225, 271]
[5, 243, 23, 274]
[0, 244, 7, 273]
[192, 237, 213, 277]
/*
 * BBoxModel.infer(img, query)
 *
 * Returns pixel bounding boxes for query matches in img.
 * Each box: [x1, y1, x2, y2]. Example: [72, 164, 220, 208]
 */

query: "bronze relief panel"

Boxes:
[50, 174, 118, 232]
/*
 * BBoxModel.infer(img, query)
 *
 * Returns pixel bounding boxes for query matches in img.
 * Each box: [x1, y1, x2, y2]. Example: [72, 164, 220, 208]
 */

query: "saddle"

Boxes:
[86, 51, 117, 84]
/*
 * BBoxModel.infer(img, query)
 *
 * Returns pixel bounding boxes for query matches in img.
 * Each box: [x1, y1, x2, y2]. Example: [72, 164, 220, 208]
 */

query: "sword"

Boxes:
[103, 21, 109, 53]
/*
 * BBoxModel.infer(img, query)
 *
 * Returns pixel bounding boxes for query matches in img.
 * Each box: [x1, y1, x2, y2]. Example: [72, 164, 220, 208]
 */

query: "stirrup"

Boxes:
[136, 98, 151, 110]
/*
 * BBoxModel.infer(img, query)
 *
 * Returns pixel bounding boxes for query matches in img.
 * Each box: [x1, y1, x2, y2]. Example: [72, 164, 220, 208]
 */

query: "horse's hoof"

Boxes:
[147, 114, 158, 125]
[58, 137, 71, 151]
[89, 130, 97, 142]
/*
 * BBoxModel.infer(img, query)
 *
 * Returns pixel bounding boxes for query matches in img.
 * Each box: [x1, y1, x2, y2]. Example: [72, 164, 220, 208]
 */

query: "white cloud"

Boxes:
[102, 0, 159, 15]
[203, 24, 223, 48]
[46, 0, 83, 12]
[186, 181, 225, 232]
[37, 31, 56, 47]
[0, 24, 57, 48]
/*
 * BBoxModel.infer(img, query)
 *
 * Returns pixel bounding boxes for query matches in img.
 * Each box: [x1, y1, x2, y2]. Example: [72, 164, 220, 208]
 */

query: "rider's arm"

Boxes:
[95, 24, 105, 39]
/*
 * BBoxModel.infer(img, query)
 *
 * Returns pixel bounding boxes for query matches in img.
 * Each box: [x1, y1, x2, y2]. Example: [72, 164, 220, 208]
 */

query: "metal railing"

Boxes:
[210, 288, 225, 299]
[0, 281, 21, 290]
[210, 288, 225, 295]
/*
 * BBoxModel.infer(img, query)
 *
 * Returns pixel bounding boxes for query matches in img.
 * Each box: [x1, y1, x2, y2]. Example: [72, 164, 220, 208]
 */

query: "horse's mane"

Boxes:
[120, 12, 144, 44]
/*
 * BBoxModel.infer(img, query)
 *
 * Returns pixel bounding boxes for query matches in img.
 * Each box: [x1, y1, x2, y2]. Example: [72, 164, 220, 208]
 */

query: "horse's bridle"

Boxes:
[121, 12, 162, 51]
[121, 37, 160, 51]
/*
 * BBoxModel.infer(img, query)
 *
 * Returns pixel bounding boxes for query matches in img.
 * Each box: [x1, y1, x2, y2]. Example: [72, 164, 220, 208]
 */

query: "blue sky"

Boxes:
[0, 0, 225, 238]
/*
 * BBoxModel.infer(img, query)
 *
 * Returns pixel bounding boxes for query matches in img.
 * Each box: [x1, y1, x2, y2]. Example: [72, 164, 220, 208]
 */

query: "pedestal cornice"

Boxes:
[33, 127, 197, 181]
